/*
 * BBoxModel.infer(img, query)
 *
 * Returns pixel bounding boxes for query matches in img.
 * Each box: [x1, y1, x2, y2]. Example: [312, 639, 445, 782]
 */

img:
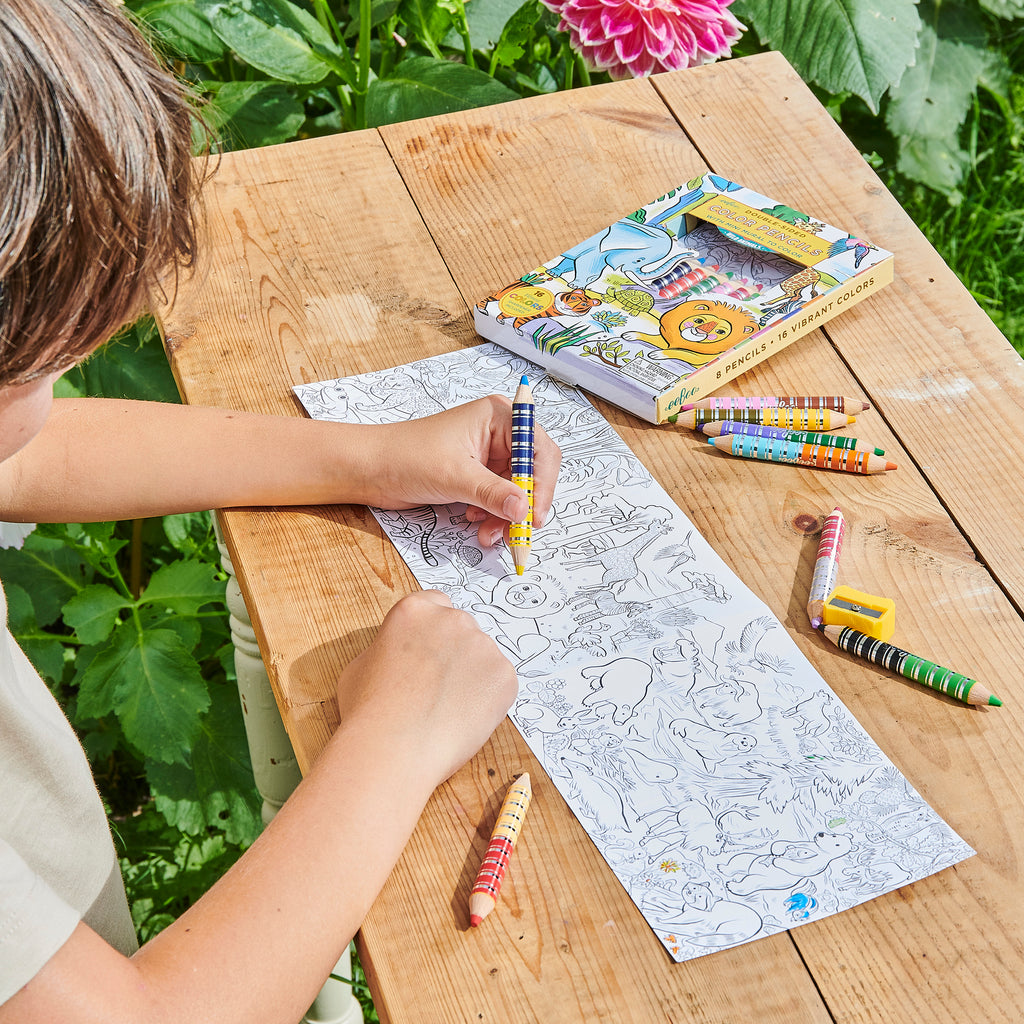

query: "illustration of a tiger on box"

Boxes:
[623, 299, 759, 366]
[476, 282, 600, 333]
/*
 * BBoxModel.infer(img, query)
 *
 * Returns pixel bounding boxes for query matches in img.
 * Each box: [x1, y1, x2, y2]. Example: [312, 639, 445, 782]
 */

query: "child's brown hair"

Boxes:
[0, 0, 204, 386]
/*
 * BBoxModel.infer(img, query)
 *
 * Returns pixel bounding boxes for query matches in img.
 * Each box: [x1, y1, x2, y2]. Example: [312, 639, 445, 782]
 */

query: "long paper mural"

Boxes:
[294, 343, 972, 962]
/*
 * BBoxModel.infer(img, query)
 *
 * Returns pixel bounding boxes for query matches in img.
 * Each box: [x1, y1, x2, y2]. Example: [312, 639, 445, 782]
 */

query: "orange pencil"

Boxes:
[469, 774, 532, 927]
[708, 434, 896, 474]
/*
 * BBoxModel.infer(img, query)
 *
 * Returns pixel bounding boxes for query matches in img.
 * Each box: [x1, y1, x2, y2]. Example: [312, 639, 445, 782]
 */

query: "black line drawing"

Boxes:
[293, 342, 974, 964]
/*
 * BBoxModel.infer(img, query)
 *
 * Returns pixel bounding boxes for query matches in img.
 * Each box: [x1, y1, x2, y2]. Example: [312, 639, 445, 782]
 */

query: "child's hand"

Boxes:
[356, 396, 561, 548]
[333, 590, 518, 783]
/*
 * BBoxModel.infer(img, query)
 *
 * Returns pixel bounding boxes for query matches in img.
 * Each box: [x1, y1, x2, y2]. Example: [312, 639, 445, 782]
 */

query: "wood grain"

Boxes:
[160, 53, 1024, 1024]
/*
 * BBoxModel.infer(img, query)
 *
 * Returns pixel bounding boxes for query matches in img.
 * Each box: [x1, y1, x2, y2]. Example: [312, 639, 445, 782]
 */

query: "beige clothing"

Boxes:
[0, 579, 137, 1004]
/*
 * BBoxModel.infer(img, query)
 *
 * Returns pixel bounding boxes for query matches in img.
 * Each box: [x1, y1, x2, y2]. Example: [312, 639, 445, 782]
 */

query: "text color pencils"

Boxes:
[469, 774, 533, 927]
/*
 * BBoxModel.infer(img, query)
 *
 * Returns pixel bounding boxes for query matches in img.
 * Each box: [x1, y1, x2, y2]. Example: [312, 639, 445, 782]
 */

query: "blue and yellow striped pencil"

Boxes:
[510, 375, 535, 575]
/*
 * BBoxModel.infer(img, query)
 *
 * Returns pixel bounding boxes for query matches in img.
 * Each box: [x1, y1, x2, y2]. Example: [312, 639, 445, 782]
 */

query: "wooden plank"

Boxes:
[379, 58, 1024, 1022]
[160, 130, 474, 766]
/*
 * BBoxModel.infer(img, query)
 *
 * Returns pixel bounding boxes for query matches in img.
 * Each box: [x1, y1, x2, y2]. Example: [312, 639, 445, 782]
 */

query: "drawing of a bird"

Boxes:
[828, 236, 874, 268]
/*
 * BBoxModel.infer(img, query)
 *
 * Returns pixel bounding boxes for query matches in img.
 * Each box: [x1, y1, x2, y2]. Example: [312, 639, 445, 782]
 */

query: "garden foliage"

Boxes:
[130, 0, 1024, 197]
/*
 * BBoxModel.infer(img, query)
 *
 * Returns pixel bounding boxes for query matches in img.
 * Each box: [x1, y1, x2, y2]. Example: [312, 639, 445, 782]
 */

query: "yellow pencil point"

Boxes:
[515, 564, 525, 576]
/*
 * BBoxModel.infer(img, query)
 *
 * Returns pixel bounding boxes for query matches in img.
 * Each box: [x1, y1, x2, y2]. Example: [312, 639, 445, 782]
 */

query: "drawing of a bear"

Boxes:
[724, 831, 853, 897]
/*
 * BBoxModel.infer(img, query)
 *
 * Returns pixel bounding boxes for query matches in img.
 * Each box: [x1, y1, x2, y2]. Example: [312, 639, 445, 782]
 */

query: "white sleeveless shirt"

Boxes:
[0, 578, 137, 1003]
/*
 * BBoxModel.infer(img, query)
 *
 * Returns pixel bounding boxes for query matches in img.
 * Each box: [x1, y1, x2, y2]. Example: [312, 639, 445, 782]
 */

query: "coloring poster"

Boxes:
[293, 343, 973, 963]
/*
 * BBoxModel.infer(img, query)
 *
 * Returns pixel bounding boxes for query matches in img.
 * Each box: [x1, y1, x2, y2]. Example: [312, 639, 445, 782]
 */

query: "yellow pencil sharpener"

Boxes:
[822, 585, 896, 641]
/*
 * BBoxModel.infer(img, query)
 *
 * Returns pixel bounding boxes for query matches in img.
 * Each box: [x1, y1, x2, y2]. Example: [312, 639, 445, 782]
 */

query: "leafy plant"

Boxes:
[2, 323, 262, 940]
[733, 0, 1019, 197]
[132, 0, 582, 143]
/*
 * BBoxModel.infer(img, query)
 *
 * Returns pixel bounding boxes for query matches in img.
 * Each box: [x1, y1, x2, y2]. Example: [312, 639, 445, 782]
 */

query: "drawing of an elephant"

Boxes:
[547, 218, 696, 287]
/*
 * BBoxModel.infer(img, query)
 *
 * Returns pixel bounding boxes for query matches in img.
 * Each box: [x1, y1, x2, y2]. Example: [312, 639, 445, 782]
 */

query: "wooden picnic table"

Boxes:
[160, 51, 1024, 1024]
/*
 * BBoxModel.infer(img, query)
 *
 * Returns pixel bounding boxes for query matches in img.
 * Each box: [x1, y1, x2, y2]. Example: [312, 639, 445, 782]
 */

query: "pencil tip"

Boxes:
[515, 565, 525, 576]
[989, 695, 1003, 707]
[470, 915, 482, 928]
[520, 374, 529, 385]
[811, 617, 822, 630]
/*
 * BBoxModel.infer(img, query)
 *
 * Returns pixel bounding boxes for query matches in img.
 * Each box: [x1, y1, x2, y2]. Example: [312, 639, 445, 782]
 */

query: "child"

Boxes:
[0, 2, 560, 1020]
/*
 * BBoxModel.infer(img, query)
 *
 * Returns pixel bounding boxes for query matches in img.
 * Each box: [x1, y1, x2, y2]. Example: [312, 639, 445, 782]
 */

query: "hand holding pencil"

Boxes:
[354, 394, 560, 550]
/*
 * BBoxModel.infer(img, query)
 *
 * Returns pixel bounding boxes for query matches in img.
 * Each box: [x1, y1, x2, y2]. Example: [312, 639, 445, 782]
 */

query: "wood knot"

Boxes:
[791, 513, 820, 535]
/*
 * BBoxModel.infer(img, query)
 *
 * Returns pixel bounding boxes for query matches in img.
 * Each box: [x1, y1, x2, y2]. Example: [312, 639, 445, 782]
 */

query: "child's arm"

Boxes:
[0, 589, 517, 1024]
[0, 396, 561, 545]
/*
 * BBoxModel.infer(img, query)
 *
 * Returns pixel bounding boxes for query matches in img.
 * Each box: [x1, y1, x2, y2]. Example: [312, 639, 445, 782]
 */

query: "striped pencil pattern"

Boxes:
[510, 375, 535, 575]
[469, 774, 533, 926]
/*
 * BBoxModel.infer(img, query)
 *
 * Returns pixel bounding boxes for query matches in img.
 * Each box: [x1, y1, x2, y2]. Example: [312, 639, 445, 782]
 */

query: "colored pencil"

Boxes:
[658, 266, 721, 299]
[807, 507, 846, 629]
[700, 420, 885, 455]
[671, 407, 854, 430]
[649, 259, 701, 291]
[509, 375, 535, 576]
[469, 774, 533, 927]
[817, 625, 1002, 707]
[682, 395, 870, 413]
[707, 434, 896, 473]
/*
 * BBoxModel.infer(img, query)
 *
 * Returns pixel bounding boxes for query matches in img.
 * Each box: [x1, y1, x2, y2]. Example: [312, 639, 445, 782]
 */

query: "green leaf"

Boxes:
[148, 682, 262, 846]
[78, 625, 210, 763]
[366, 56, 520, 126]
[205, 81, 306, 148]
[136, 0, 226, 62]
[63, 584, 130, 645]
[141, 607, 203, 653]
[0, 534, 92, 625]
[734, 0, 921, 114]
[163, 512, 217, 558]
[141, 559, 225, 617]
[56, 320, 180, 403]
[895, 135, 971, 195]
[979, 0, 1024, 17]
[492, 2, 544, 69]
[886, 16, 991, 193]
[21, 640, 66, 685]
[447, 0, 524, 51]
[886, 33, 988, 141]
[3, 581, 37, 633]
[197, 0, 345, 84]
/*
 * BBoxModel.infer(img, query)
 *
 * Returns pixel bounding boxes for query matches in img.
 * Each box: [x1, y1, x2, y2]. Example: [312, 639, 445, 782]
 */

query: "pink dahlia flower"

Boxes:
[541, 0, 744, 79]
